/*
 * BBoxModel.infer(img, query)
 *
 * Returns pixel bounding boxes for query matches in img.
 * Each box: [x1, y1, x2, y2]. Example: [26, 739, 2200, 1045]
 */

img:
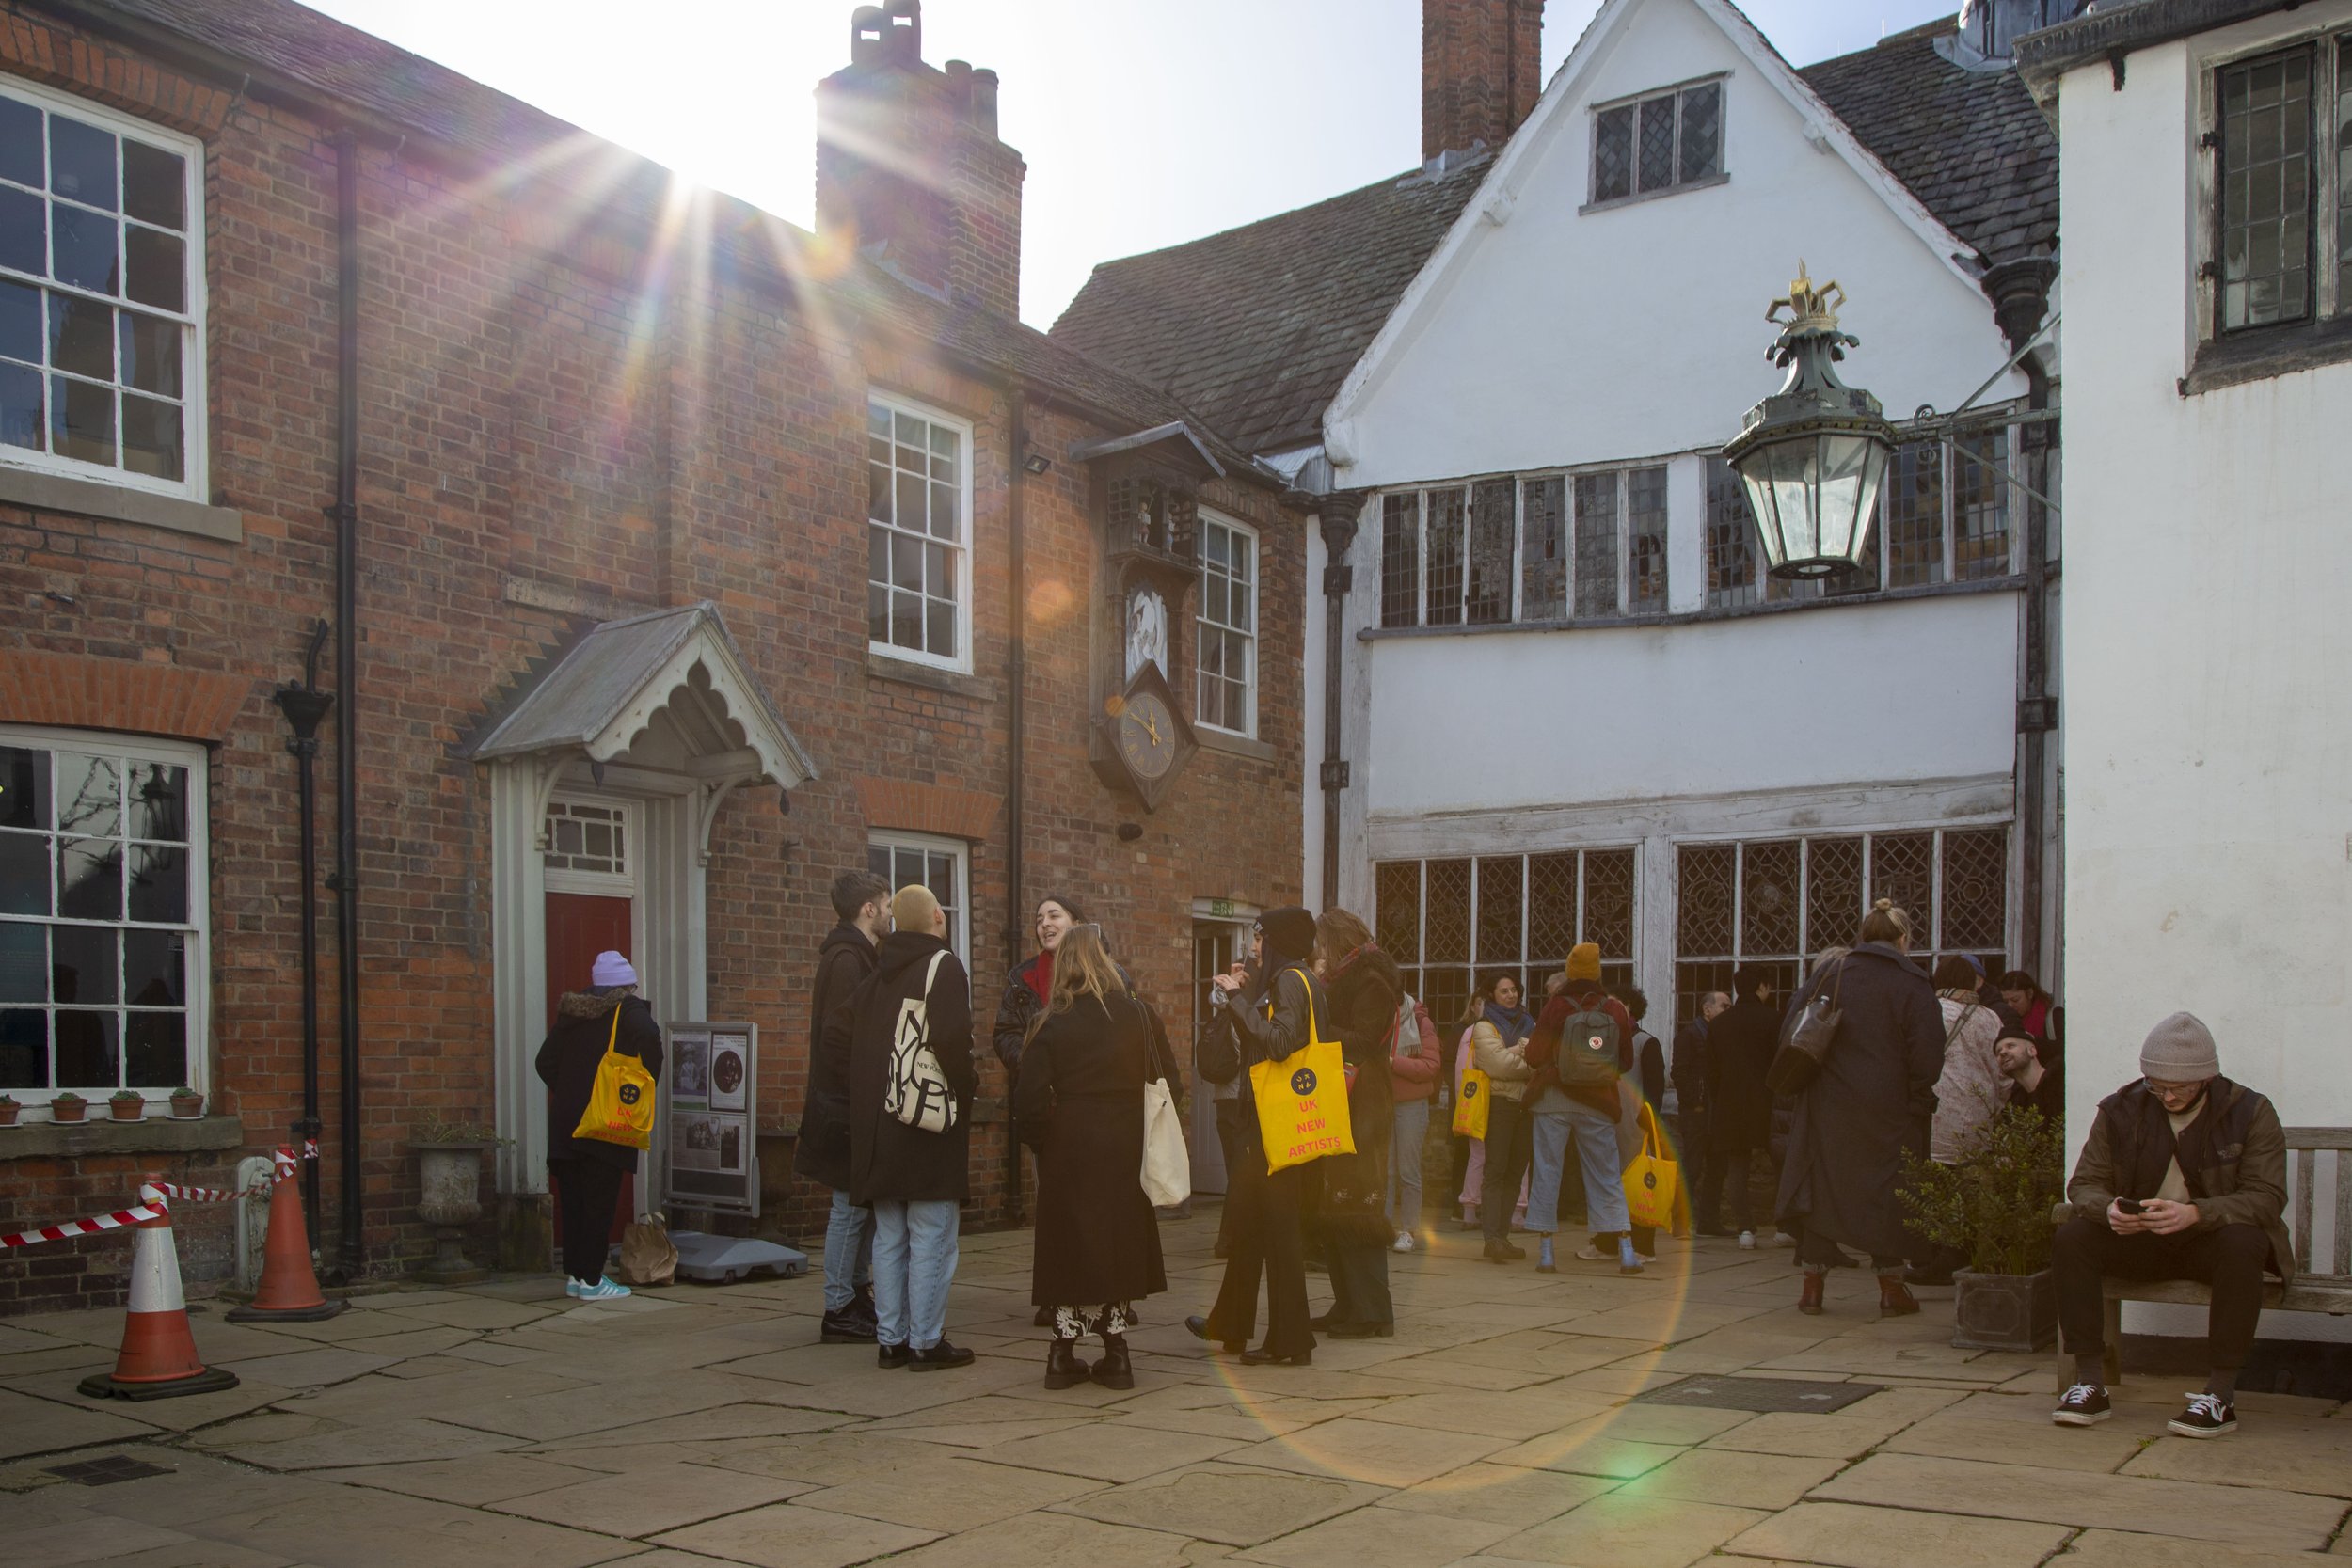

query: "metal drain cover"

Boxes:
[1635, 1375, 1883, 1413]
[44, 1455, 173, 1485]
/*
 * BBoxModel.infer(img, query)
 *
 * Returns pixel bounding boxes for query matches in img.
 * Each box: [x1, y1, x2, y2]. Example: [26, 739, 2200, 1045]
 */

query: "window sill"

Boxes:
[2184, 316, 2352, 396]
[0, 1113, 244, 1161]
[1578, 170, 1730, 216]
[866, 651, 995, 703]
[1362, 574, 2023, 641]
[1197, 728, 1275, 763]
[0, 466, 243, 542]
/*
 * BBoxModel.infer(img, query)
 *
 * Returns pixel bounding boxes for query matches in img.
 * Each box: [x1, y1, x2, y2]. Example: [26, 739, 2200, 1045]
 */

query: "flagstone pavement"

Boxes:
[1, 1213, 2345, 1568]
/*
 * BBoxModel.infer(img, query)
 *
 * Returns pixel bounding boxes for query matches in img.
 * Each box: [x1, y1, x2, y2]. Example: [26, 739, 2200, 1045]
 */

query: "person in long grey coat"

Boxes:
[1775, 899, 1943, 1319]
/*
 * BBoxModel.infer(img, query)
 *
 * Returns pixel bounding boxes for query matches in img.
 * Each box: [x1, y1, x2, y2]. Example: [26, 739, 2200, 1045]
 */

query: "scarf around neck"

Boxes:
[1485, 1000, 1535, 1048]
[1024, 949, 1055, 1006]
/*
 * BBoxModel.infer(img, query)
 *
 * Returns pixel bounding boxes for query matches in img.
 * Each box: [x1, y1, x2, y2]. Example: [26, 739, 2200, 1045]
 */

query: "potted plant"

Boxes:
[0, 1094, 18, 1128]
[108, 1089, 147, 1122]
[50, 1091, 87, 1124]
[409, 1120, 511, 1284]
[1899, 1106, 2065, 1353]
[168, 1086, 204, 1119]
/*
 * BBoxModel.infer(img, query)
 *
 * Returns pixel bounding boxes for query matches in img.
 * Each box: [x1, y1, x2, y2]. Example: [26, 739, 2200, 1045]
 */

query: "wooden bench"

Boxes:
[2055, 1127, 2351, 1385]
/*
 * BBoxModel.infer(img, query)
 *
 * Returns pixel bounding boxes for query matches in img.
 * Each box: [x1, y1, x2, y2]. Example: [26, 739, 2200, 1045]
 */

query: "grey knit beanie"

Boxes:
[2139, 1012, 2219, 1080]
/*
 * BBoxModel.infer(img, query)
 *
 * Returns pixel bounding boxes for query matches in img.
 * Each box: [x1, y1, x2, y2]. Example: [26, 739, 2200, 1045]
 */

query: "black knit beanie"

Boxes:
[1259, 906, 1317, 964]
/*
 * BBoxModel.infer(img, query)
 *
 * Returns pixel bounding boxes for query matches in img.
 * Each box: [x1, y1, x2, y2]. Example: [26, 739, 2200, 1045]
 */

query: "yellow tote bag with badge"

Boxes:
[1624, 1101, 1678, 1231]
[574, 1003, 658, 1150]
[1248, 968, 1356, 1175]
[1452, 1058, 1491, 1141]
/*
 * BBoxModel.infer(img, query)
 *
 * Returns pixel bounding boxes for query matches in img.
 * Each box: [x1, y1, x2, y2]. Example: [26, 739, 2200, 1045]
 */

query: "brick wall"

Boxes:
[1422, 0, 1546, 160]
[0, 4, 1303, 1310]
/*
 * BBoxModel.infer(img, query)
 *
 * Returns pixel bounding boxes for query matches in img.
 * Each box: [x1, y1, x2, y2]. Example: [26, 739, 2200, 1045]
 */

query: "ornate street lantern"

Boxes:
[1724, 264, 1896, 579]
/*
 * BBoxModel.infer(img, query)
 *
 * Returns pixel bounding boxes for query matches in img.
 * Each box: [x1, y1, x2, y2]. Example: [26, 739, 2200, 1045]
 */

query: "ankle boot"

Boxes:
[1044, 1338, 1090, 1390]
[1799, 1268, 1827, 1315]
[1092, 1333, 1135, 1389]
[1877, 1274, 1921, 1316]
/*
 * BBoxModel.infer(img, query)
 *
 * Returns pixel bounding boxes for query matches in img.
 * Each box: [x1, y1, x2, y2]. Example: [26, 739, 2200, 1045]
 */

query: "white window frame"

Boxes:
[0, 77, 207, 501]
[1195, 507, 1258, 738]
[865, 390, 975, 674]
[0, 723, 210, 1112]
[866, 830, 971, 962]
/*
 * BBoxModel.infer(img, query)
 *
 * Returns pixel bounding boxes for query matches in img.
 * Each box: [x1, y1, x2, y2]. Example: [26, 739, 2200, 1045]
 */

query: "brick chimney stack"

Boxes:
[1422, 0, 1545, 162]
[816, 1, 1026, 318]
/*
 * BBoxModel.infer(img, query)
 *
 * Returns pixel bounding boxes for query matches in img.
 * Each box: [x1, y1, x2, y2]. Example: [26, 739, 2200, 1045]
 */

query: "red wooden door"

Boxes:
[546, 892, 637, 1243]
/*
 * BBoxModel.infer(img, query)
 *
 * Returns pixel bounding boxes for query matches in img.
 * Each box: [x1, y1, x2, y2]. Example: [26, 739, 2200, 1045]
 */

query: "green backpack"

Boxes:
[1557, 998, 1622, 1086]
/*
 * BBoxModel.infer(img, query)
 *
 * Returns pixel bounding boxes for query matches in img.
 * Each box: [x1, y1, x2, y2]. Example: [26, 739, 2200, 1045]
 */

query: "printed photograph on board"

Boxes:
[671, 1033, 709, 1103]
[674, 1111, 744, 1174]
[708, 1035, 749, 1112]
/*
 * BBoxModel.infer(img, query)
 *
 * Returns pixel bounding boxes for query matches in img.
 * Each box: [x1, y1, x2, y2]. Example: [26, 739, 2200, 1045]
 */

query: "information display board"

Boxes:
[664, 1022, 759, 1216]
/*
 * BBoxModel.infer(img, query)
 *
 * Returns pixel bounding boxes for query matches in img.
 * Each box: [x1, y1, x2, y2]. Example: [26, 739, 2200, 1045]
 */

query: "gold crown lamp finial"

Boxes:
[1768, 261, 1847, 335]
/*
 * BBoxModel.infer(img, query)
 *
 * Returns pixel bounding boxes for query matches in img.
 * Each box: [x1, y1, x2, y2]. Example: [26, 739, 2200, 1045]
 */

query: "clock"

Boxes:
[1091, 658, 1196, 813]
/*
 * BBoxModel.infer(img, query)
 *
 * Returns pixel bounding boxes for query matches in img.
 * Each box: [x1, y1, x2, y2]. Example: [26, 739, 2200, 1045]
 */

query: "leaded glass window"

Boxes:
[1571, 471, 1618, 617]
[2219, 47, 2314, 331]
[1377, 848, 1639, 1026]
[1704, 454, 1758, 609]
[1423, 486, 1466, 627]
[1519, 475, 1567, 620]
[1592, 79, 1726, 206]
[1465, 478, 1516, 625]
[1380, 492, 1420, 628]
[1627, 465, 1668, 612]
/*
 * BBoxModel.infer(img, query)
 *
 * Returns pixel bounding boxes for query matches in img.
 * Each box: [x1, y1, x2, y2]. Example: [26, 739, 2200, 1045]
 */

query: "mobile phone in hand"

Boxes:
[2116, 1198, 2145, 1215]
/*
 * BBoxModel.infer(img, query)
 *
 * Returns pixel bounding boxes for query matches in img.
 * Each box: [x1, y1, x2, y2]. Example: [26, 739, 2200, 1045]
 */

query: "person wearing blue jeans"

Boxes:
[1525, 943, 1643, 1275]
[869, 1196, 961, 1355]
[1386, 990, 1439, 1250]
[821, 1189, 875, 1323]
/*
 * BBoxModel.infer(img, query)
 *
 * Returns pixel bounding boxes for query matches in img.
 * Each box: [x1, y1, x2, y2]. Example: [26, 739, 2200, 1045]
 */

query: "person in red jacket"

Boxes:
[1385, 983, 1442, 1251]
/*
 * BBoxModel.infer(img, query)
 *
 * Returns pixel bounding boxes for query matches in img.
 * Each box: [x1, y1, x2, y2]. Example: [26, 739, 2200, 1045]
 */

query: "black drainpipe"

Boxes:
[272, 622, 333, 1240]
[328, 129, 365, 1278]
[1004, 384, 1028, 1227]
[1983, 259, 2058, 983]
[1316, 494, 1366, 911]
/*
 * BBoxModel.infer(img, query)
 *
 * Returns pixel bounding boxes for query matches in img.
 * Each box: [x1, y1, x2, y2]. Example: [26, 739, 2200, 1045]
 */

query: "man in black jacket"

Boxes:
[794, 869, 888, 1343]
[1696, 967, 1778, 1246]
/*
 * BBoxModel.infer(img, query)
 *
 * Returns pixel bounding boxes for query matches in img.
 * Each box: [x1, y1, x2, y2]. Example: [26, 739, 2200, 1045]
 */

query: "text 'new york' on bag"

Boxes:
[1248, 968, 1357, 1175]
[1767, 959, 1846, 1096]
[575, 1001, 657, 1150]
[885, 950, 959, 1133]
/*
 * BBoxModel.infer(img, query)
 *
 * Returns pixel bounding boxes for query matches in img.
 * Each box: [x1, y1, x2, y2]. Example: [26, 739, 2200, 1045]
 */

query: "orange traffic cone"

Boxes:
[80, 1178, 239, 1401]
[227, 1168, 344, 1323]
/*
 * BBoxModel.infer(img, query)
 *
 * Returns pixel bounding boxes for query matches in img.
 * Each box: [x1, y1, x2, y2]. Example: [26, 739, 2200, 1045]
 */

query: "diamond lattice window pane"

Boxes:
[1940, 829, 2008, 953]
[1381, 493, 1420, 627]
[1594, 105, 1633, 202]
[1679, 84, 1722, 182]
[1805, 837, 1864, 955]
[1741, 841, 1801, 958]
[1476, 856, 1523, 966]
[1638, 95, 1677, 192]
[1677, 844, 1737, 957]
[1376, 862, 1421, 964]
[1868, 832, 1935, 938]
[1425, 859, 1472, 964]
[1583, 849, 1636, 959]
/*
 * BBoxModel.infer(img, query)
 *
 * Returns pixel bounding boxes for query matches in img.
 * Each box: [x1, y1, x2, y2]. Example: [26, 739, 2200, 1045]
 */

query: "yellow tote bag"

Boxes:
[1623, 1101, 1678, 1232]
[1452, 1062, 1490, 1140]
[574, 1003, 658, 1150]
[1248, 969, 1355, 1175]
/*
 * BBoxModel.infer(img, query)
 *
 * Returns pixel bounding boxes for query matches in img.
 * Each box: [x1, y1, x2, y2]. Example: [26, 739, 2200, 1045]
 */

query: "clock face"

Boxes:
[1116, 690, 1179, 782]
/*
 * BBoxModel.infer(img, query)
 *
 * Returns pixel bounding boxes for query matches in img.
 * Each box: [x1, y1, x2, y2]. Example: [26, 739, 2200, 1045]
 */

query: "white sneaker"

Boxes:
[576, 1277, 632, 1302]
[564, 1278, 582, 1298]
[1738, 1230, 1757, 1250]
[1771, 1231, 1798, 1248]
[1391, 1231, 1415, 1254]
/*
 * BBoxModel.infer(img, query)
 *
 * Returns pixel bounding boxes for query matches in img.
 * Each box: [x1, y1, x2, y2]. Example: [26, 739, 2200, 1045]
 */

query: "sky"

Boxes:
[301, 1, 1965, 330]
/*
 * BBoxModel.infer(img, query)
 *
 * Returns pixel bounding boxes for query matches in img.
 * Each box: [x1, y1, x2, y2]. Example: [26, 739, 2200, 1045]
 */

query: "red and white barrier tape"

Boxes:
[0, 1142, 322, 1248]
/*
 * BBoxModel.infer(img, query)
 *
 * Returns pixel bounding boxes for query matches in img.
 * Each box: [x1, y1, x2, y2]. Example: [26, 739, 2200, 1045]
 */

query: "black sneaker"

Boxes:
[2169, 1393, 2237, 1438]
[877, 1342, 913, 1369]
[820, 1307, 879, 1344]
[2053, 1382, 2111, 1426]
[907, 1340, 977, 1370]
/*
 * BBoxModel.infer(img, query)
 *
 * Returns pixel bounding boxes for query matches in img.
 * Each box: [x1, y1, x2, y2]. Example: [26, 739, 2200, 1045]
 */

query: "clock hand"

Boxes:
[1145, 714, 1163, 745]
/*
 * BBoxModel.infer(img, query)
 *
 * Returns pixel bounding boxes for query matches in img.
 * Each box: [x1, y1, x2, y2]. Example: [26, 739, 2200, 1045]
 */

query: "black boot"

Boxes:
[1092, 1333, 1135, 1390]
[820, 1297, 880, 1343]
[1044, 1337, 1090, 1390]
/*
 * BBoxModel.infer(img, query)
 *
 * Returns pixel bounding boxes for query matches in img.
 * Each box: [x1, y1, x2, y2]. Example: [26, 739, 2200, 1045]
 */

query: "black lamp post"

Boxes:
[1724, 264, 1896, 579]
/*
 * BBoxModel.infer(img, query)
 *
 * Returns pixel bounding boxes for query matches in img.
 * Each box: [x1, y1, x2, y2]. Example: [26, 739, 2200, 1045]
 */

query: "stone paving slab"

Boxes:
[1228, 1416, 1518, 1487]
[490, 1459, 816, 1535]
[1381, 1462, 1614, 1528]
[1812, 1451, 2349, 1551]
[648, 1501, 943, 1568]
[2119, 1412, 2352, 1497]
[973, 1418, 1243, 1482]
[1492, 1492, 1772, 1568]
[787, 1450, 1110, 1531]
[1726, 1500, 2074, 1568]
[2053, 1529, 2352, 1568]
[1050, 1462, 1388, 1546]
[310, 1451, 612, 1505]
[1615, 1446, 1848, 1510]
[0, 1386, 156, 1458]
[1234, 1500, 1517, 1568]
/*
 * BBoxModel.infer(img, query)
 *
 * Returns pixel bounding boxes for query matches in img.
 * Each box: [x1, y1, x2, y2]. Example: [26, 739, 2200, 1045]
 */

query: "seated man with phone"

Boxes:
[2053, 1014, 2292, 1438]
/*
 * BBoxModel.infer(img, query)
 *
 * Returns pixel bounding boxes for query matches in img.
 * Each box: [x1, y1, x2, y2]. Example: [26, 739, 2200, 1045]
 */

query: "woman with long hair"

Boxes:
[1775, 900, 1944, 1317]
[1016, 924, 1169, 1391]
[1454, 973, 1532, 1231]
[1471, 970, 1539, 1263]
[1309, 910, 1399, 1338]
[995, 893, 1086, 1326]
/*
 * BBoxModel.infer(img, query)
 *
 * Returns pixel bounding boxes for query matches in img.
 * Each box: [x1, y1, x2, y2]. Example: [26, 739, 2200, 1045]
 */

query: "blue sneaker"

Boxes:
[1535, 1237, 1557, 1273]
[577, 1277, 632, 1302]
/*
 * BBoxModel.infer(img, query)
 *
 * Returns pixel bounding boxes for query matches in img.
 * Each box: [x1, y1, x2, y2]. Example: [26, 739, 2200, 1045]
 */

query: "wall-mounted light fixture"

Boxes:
[1022, 451, 1053, 475]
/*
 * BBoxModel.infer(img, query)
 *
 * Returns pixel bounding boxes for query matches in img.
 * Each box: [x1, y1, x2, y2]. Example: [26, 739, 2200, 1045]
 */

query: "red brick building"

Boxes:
[0, 0, 1305, 1310]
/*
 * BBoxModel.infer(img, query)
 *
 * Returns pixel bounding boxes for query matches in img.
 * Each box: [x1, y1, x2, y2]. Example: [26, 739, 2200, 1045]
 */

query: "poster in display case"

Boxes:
[663, 1022, 758, 1215]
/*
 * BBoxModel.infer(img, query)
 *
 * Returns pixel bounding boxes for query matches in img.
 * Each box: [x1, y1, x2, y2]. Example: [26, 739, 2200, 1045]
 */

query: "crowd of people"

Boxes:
[530, 873, 2292, 1441]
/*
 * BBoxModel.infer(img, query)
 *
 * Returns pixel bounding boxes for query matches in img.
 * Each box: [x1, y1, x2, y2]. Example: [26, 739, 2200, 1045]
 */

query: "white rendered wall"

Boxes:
[2058, 17, 2352, 1340]
[1332, 0, 2025, 490]
[1363, 592, 2020, 818]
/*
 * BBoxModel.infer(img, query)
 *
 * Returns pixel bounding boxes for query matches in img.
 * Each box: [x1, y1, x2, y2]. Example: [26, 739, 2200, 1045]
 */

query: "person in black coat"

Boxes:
[833, 883, 977, 1369]
[793, 869, 889, 1343]
[993, 894, 1088, 1328]
[535, 948, 665, 1301]
[1310, 911, 1397, 1338]
[1695, 966, 1779, 1243]
[1017, 924, 1171, 1391]
[1775, 900, 1945, 1317]
[1187, 905, 1327, 1366]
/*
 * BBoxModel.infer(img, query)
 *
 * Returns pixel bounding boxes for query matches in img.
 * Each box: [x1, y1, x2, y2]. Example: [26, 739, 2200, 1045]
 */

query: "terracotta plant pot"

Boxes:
[51, 1100, 87, 1123]
[109, 1097, 146, 1122]
[0, 1102, 18, 1126]
[169, 1093, 203, 1118]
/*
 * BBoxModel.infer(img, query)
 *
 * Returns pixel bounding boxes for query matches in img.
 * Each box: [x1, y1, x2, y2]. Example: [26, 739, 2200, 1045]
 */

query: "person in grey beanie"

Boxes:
[2051, 1012, 2290, 1439]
